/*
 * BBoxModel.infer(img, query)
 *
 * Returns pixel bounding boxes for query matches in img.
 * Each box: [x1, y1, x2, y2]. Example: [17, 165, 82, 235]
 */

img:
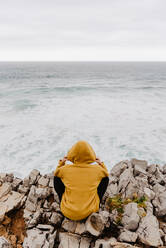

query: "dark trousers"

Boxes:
[53, 176, 109, 203]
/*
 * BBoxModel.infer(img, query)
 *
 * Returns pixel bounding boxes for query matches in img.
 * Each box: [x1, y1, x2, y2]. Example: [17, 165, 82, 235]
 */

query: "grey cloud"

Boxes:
[0, 0, 166, 60]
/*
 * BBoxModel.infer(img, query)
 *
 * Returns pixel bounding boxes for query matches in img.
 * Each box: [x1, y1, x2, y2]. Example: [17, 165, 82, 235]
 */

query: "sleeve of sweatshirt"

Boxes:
[99, 162, 109, 178]
[54, 160, 65, 178]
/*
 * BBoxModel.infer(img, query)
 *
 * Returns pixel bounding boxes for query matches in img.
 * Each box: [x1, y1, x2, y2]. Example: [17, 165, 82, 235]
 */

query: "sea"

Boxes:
[0, 62, 166, 178]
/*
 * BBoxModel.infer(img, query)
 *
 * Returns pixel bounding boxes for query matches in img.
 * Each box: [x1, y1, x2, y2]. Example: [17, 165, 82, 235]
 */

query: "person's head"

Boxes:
[67, 140, 96, 164]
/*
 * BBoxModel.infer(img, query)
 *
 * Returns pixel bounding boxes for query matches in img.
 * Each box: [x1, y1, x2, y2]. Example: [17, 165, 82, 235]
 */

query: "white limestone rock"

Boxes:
[106, 183, 118, 197]
[50, 212, 63, 226]
[121, 203, 140, 231]
[110, 161, 128, 177]
[0, 173, 7, 182]
[38, 176, 49, 187]
[18, 185, 29, 194]
[94, 239, 111, 248]
[0, 183, 11, 199]
[23, 228, 48, 248]
[131, 158, 147, 169]
[61, 218, 77, 233]
[0, 190, 24, 219]
[27, 209, 43, 227]
[163, 164, 166, 174]
[118, 229, 138, 243]
[153, 191, 166, 216]
[94, 238, 140, 248]
[75, 222, 86, 235]
[12, 177, 22, 190]
[29, 169, 40, 185]
[148, 164, 157, 174]
[153, 183, 165, 194]
[0, 237, 12, 248]
[51, 201, 60, 212]
[58, 232, 80, 248]
[85, 213, 105, 236]
[118, 167, 134, 194]
[79, 237, 92, 248]
[35, 187, 50, 199]
[143, 187, 155, 200]
[137, 212, 163, 247]
[23, 177, 30, 187]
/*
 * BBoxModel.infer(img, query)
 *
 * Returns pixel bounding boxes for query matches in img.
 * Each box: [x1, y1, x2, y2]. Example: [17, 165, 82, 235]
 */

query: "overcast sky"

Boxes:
[0, 0, 166, 61]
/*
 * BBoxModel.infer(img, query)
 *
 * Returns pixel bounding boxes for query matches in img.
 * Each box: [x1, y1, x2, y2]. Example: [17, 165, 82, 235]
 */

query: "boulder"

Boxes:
[85, 213, 105, 236]
[23, 228, 48, 248]
[121, 203, 140, 231]
[75, 222, 86, 235]
[153, 191, 166, 216]
[0, 207, 6, 222]
[131, 158, 147, 168]
[153, 183, 165, 194]
[25, 200, 37, 213]
[27, 185, 38, 204]
[18, 185, 29, 194]
[137, 212, 163, 247]
[118, 167, 134, 194]
[99, 210, 110, 227]
[155, 167, 165, 184]
[0, 173, 7, 182]
[94, 238, 140, 248]
[12, 177, 22, 190]
[38, 176, 49, 187]
[148, 164, 157, 174]
[27, 209, 43, 227]
[28, 169, 40, 185]
[58, 232, 80, 248]
[0, 191, 23, 219]
[50, 212, 63, 226]
[94, 239, 111, 248]
[61, 218, 77, 233]
[61, 218, 86, 234]
[143, 187, 155, 200]
[35, 187, 50, 199]
[79, 237, 91, 248]
[0, 237, 12, 248]
[132, 158, 147, 176]
[163, 164, 166, 174]
[160, 223, 166, 234]
[51, 201, 60, 212]
[23, 227, 56, 248]
[110, 161, 128, 177]
[0, 183, 11, 199]
[23, 177, 30, 187]
[106, 183, 118, 197]
[118, 229, 138, 243]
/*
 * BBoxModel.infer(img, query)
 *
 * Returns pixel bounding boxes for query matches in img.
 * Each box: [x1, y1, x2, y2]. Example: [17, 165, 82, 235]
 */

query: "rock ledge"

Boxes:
[0, 159, 166, 248]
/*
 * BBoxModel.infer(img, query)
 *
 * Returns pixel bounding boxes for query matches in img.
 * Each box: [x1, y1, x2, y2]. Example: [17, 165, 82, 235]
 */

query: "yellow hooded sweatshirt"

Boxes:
[54, 140, 109, 221]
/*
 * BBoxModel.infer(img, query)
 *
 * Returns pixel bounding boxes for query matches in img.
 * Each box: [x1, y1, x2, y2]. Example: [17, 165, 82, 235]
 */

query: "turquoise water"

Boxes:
[0, 62, 166, 177]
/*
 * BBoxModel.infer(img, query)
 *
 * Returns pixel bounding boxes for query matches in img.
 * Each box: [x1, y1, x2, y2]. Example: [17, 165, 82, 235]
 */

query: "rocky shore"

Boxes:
[0, 158, 166, 248]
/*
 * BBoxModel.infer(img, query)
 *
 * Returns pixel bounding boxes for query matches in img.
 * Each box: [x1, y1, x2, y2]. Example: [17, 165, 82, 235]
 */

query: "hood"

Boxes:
[67, 140, 96, 164]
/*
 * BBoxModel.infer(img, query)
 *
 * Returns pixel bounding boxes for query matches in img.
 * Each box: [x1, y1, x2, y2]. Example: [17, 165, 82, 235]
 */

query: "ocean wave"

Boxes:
[0, 62, 166, 177]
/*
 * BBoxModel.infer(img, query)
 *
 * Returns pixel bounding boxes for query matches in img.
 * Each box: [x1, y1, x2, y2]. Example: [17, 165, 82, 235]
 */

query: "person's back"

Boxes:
[54, 140, 109, 220]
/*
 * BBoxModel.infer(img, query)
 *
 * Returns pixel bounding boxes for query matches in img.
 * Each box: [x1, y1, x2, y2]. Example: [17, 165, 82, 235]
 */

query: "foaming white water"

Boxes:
[0, 62, 166, 177]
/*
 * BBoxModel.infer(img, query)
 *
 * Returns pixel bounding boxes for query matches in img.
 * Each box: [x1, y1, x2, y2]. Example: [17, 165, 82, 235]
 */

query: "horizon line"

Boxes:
[0, 60, 166, 63]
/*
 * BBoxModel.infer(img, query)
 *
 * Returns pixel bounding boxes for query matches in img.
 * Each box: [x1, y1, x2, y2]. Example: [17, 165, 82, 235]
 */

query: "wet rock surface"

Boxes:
[0, 159, 166, 248]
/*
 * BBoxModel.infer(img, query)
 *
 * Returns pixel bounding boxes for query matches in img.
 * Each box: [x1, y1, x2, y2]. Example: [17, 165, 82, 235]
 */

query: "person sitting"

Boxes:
[54, 140, 109, 221]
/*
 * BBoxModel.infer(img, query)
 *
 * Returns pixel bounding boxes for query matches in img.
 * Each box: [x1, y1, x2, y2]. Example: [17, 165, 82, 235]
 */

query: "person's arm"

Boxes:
[54, 156, 67, 177]
[96, 158, 109, 177]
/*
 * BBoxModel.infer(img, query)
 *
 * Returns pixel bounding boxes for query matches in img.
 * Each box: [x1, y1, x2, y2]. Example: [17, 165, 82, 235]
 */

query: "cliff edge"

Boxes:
[0, 159, 166, 248]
